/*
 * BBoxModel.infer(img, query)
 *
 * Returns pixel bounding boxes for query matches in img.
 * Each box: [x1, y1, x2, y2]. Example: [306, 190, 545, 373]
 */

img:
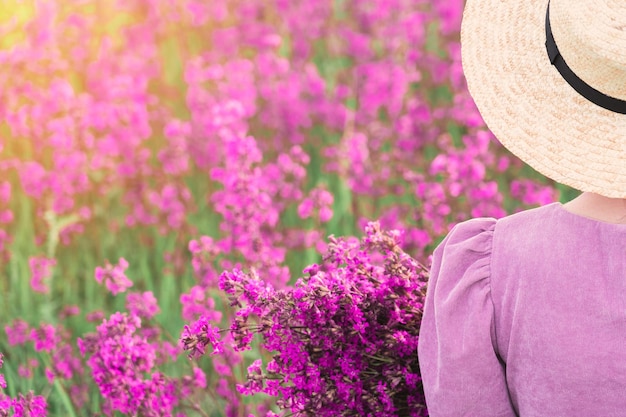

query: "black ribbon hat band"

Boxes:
[545, 3, 626, 114]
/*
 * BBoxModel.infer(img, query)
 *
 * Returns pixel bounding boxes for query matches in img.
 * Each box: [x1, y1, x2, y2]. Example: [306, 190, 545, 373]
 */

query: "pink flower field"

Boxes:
[0, 0, 569, 416]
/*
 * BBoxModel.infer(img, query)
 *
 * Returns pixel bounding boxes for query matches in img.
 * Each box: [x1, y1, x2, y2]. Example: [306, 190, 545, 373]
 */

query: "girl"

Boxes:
[418, 0, 626, 415]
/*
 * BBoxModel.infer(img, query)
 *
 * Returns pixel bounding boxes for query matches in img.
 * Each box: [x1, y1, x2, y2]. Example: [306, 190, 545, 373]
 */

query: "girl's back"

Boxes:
[419, 203, 626, 416]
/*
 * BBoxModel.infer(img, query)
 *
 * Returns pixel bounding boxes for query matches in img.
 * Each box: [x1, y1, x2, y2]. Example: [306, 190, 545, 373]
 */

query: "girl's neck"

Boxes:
[563, 192, 626, 224]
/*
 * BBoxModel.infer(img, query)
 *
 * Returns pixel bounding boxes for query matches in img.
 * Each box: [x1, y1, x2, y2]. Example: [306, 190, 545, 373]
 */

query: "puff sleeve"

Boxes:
[418, 218, 516, 416]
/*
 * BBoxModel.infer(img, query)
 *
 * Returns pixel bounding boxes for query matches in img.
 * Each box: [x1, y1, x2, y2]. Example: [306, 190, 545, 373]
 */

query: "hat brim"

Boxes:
[462, 0, 626, 198]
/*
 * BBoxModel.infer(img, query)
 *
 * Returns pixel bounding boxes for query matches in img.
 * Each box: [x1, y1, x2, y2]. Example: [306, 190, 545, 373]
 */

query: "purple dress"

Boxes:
[418, 202, 626, 416]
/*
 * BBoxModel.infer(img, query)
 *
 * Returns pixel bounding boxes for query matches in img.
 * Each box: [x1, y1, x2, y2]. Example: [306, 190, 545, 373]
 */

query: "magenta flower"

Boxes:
[94, 258, 132, 295]
[126, 291, 160, 320]
[10, 393, 47, 417]
[85, 311, 104, 323]
[79, 312, 177, 415]
[59, 305, 80, 319]
[30, 324, 58, 353]
[0, 353, 47, 416]
[180, 315, 224, 358]
[5, 320, 30, 346]
[297, 187, 334, 223]
[183, 222, 429, 416]
[192, 367, 207, 389]
[179, 285, 222, 322]
[189, 236, 221, 287]
[29, 256, 56, 294]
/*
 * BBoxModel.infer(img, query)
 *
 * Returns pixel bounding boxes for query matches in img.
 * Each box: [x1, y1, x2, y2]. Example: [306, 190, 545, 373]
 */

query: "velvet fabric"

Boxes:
[418, 202, 626, 416]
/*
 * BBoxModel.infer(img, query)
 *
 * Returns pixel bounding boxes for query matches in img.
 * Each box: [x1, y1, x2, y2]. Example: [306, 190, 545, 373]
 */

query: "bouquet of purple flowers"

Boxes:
[182, 222, 429, 416]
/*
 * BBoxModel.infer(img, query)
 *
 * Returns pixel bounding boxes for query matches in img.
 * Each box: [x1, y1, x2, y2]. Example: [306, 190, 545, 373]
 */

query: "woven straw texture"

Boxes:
[462, 0, 626, 198]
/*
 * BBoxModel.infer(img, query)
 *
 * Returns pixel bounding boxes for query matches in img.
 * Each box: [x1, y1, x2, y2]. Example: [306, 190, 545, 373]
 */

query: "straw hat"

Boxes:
[461, 0, 626, 198]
